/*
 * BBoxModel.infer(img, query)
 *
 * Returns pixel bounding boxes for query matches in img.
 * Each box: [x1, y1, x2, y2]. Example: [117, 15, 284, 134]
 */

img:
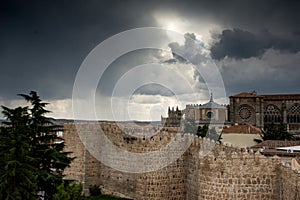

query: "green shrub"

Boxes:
[53, 181, 84, 200]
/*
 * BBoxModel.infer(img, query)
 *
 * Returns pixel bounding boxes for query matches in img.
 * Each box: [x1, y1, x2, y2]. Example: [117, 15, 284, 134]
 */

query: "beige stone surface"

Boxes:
[63, 122, 300, 200]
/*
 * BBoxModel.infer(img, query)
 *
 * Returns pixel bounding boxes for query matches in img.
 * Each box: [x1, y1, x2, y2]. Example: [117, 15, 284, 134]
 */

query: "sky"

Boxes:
[1, 0, 300, 121]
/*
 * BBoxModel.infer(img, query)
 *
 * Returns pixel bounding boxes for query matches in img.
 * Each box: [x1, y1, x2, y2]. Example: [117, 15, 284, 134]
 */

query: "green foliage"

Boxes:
[53, 181, 84, 200]
[0, 107, 38, 200]
[21, 91, 75, 199]
[0, 91, 75, 200]
[196, 124, 208, 138]
[256, 123, 295, 143]
[89, 185, 102, 196]
[184, 121, 222, 143]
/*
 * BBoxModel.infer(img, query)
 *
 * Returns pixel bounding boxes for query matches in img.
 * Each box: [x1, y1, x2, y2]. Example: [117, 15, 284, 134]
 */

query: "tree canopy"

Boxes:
[0, 106, 38, 200]
[184, 120, 222, 143]
[255, 123, 295, 143]
[0, 91, 74, 200]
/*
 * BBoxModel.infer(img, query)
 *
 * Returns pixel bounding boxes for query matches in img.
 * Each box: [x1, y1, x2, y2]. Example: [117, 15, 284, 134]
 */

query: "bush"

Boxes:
[53, 181, 84, 200]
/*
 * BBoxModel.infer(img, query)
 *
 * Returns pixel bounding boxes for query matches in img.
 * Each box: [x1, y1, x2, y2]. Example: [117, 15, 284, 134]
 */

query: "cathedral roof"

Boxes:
[230, 91, 300, 100]
[199, 93, 225, 109]
[230, 91, 261, 98]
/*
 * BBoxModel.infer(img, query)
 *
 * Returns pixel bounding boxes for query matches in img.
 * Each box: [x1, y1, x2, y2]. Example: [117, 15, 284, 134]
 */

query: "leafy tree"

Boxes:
[185, 122, 222, 143]
[0, 91, 74, 200]
[0, 106, 38, 200]
[255, 123, 295, 143]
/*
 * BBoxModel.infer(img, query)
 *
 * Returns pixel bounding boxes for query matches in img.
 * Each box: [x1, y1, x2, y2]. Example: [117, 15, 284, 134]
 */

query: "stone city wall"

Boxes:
[63, 122, 300, 200]
[278, 161, 300, 200]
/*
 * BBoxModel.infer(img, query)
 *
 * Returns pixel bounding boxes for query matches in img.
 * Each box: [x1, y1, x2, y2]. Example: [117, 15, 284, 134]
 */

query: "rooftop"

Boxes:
[252, 140, 300, 149]
[230, 90, 300, 100]
[230, 91, 261, 98]
[251, 140, 300, 157]
[199, 93, 226, 109]
[222, 123, 262, 134]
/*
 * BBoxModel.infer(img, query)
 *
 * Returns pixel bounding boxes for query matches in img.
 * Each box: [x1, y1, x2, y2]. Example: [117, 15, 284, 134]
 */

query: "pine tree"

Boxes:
[19, 91, 75, 199]
[0, 106, 38, 200]
[0, 91, 74, 200]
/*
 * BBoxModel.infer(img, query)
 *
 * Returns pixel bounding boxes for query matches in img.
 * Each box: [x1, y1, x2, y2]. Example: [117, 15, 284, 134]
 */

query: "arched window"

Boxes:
[287, 103, 300, 123]
[264, 104, 281, 123]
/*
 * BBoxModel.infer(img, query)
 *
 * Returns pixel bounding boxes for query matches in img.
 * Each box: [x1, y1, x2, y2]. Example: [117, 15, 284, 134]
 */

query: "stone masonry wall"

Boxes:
[63, 123, 85, 183]
[135, 157, 186, 199]
[279, 162, 300, 200]
[63, 123, 138, 198]
[197, 151, 279, 199]
[63, 122, 300, 199]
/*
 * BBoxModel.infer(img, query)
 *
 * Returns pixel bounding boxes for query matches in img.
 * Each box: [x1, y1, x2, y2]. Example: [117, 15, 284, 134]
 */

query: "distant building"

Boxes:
[229, 91, 300, 133]
[161, 94, 228, 127]
[161, 106, 182, 127]
[162, 91, 300, 134]
[184, 93, 228, 125]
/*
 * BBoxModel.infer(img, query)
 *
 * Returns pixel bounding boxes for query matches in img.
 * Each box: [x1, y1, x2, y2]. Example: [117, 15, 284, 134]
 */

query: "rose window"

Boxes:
[239, 107, 251, 120]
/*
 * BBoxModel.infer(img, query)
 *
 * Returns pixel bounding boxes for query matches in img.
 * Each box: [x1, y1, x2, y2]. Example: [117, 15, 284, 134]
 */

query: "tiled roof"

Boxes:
[222, 123, 261, 134]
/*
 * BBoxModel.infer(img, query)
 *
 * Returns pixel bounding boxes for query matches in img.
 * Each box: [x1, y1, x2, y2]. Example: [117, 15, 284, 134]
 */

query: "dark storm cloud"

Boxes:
[183, 0, 300, 34]
[216, 47, 300, 97]
[0, 0, 161, 100]
[210, 29, 300, 60]
[1, 0, 300, 102]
